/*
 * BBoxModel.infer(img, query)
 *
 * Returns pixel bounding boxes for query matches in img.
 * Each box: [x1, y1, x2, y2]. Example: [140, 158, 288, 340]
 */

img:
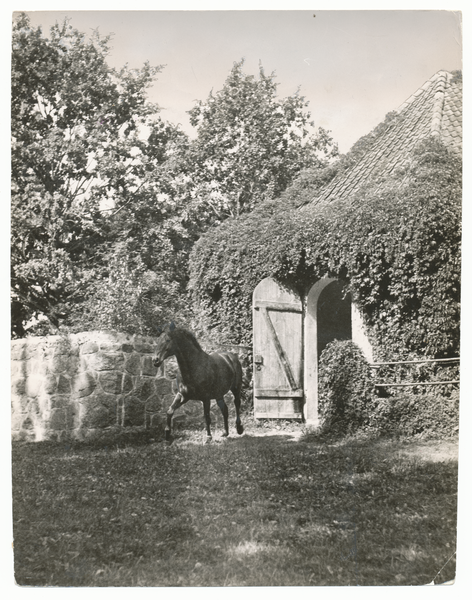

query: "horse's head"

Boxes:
[153, 322, 176, 368]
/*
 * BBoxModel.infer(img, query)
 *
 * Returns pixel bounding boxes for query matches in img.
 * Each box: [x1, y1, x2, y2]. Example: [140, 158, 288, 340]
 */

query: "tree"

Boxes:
[11, 13, 186, 336]
[184, 60, 338, 222]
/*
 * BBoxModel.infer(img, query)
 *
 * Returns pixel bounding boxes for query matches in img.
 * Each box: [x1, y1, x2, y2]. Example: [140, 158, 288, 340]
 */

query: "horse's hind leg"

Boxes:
[203, 399, 213, 443]
[232, 385, 244, 435]
[216, 397, 229, 437]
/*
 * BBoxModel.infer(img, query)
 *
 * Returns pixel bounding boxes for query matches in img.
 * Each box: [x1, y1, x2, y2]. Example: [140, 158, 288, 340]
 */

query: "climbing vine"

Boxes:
[189, 136, 461, 359]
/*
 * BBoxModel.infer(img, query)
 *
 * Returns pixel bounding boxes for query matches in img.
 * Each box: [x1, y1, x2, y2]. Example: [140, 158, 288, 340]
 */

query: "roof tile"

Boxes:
[305, 71, 462, 207]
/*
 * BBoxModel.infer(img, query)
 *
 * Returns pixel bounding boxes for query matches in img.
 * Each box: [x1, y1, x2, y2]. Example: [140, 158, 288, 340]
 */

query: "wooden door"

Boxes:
[253, 277, 304, 419]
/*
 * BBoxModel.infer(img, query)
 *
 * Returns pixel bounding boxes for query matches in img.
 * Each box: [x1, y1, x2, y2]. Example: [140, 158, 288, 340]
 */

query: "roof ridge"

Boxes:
[396, 71, 450, 115]
[303, 70, 460, 209]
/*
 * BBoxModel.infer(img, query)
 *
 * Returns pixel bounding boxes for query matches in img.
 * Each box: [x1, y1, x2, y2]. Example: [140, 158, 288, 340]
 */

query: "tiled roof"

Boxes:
[305, 71, 462, 207]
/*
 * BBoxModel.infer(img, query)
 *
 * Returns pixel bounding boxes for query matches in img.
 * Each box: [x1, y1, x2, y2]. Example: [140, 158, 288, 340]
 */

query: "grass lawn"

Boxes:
[11, 423, 458, 587]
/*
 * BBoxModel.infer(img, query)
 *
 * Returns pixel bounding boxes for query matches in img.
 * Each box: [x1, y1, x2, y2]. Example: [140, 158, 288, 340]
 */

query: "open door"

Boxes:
[253, 277, 303, 419]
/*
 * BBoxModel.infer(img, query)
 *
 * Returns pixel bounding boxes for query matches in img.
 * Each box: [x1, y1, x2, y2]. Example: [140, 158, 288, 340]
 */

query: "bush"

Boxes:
[371, 389, 460, 438]
[318, 340, 375, 433]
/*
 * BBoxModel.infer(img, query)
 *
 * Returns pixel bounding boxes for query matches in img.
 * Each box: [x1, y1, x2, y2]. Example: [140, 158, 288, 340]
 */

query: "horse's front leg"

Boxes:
[165, 392, 184, 442]
[202, 399, 212, 443]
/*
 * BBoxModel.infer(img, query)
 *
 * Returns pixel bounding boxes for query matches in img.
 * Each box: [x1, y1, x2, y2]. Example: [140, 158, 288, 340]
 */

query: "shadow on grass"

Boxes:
[11, 425, 458, 587]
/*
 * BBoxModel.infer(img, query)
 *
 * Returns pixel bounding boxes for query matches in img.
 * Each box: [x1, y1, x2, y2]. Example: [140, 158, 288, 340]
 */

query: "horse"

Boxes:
[153, 323, 244, 443]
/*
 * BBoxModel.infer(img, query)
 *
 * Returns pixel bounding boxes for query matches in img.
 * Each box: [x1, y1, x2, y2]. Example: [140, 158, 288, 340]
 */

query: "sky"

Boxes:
[18, 8, 462, 154]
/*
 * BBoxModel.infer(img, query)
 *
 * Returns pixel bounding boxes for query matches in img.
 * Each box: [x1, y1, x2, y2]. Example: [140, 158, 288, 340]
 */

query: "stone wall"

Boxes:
[11, 331, 251, 442]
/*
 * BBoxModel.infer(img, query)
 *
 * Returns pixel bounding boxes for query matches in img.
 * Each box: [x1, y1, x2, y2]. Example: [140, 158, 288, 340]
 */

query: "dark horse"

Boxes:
[153, 323, 244, 442]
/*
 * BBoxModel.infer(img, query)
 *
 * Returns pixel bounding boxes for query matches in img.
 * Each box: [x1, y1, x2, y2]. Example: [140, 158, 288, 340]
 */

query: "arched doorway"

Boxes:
[253, 276, 371, 424]
[304, 279, 352, 424]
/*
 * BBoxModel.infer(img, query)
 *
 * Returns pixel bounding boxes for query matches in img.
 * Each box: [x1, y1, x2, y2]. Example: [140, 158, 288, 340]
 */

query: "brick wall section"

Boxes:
[11, 331, 251, 442]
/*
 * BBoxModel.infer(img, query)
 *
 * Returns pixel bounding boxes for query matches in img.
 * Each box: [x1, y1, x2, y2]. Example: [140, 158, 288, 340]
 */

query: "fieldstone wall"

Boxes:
[11, 331, 251, 442]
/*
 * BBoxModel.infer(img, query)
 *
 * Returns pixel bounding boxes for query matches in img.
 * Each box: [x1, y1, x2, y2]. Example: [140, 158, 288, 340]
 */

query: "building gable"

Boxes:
[307, 70, 462, 207]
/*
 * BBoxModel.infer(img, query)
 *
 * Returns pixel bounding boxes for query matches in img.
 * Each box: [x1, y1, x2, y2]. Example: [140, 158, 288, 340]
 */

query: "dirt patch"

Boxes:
[394, 440, 458, 463]
[362, 437, 459, 464]
[243, 429, 303, 442]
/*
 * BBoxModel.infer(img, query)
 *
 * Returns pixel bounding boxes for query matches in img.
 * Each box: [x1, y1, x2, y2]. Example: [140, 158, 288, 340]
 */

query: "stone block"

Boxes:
[124, 353, 141, 375]
[21, 416, 35, 431]
[121, 344, 134, 353]
[133, 342, 153, 354]
[80, 397, 116, 429]
[10, 361, 24, 377]
[11, 376, 26, 397]
[142, 356, 157, 377]
[80, 341, 99, 355]
[49, 338, 73, 355]
[11, 392, 29, 414]
[99, 342, 123, 352]
[11, 342, 26, 361]
[122, 396, 145, 427]
[148, 413, 165, 428]
[24, 340, 41, 359]
[87, 352, 124, 372]
[74, 371, 96, 398]
[49, 406, 76, 431]
[25, 373, 43, 398]
[50, 394, 69, 410]
[56, 374, 72, 394]
[99, 371, 122, 395]
[25, 359, 41, 375]
[43, 373, 57, 395]
[49, 408, 67, 430]
[145, 395, 162, 413]
[134, 379, 155, 402]
[122, 373, 134, 394]
[51, 354, 75, 374]
[11, 411, 23, 432]
[155, 377, 173, 399]
[37, 393, 50, 416]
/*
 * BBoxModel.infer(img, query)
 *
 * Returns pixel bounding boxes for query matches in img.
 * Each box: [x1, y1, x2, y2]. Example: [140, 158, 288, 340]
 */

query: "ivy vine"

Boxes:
[189, 136, 461, 360]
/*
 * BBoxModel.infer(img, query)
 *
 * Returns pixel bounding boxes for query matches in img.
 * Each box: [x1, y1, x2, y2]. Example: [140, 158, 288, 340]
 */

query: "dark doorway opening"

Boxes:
[317, 280, 352, 358]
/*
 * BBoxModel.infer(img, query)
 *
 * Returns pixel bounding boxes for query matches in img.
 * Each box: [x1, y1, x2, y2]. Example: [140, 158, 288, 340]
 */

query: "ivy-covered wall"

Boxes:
[189, 138, 461, 360]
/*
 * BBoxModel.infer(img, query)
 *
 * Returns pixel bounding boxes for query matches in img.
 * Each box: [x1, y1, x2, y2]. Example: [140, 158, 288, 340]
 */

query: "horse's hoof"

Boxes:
[222, 432, 229, 438]
[204, 436, 212, 444]
[237, 424, 244, 435]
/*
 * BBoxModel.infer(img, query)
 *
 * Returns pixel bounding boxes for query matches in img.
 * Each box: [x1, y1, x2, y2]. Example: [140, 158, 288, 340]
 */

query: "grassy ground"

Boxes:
[12, 421, 458, 587]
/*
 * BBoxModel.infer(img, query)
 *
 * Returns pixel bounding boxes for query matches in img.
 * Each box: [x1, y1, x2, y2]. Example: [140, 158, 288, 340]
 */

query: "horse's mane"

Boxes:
[172, 327, 204, 352]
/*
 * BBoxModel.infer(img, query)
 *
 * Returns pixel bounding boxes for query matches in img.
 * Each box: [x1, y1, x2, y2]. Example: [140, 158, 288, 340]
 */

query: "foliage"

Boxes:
[185, 59, 338, 221]
[76, 243, 190, 335]
[370, 390, 459, 439]
[12, 23, 339, 338]
[318, 340, 375, 433]
[317, 341, 459, 438]
[11, 13, 188, 336]
[190, 136, 461, 358]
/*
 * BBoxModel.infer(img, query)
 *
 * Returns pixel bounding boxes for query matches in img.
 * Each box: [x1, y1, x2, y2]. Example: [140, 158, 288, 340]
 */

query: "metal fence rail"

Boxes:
[374, 380, 460, 388]
[371, 357, 460, 389]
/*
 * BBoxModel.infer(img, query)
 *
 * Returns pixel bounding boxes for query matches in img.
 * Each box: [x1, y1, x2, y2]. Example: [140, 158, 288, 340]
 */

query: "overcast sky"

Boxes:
[21, 9, 462, 154]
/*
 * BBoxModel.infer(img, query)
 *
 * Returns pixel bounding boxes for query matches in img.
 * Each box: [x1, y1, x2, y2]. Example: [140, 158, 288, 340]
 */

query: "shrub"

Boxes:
[370, 389, 460, 438]
[318, 340, 375, 433]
